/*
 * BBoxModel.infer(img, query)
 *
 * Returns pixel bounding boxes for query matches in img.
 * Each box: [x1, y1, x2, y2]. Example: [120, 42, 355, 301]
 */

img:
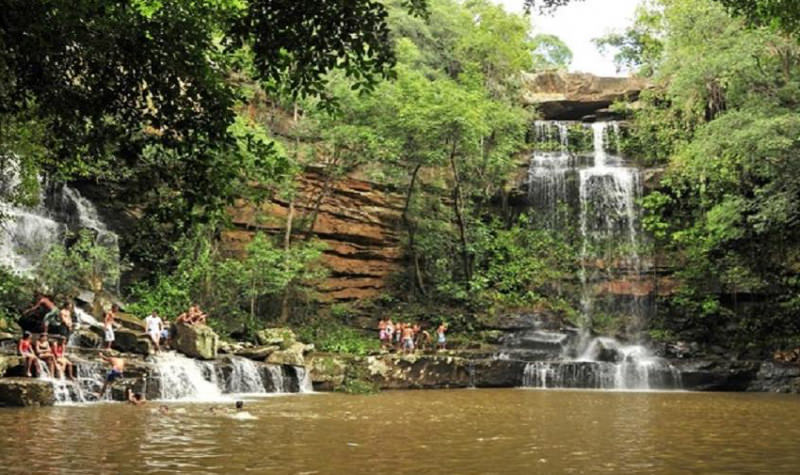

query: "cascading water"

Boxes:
[519, 120, 679, 390]
[151, 352, 225, 401]
[528, 121, 572, 228]
[225, 357, 266, 394]
[0, 165, 120, 282]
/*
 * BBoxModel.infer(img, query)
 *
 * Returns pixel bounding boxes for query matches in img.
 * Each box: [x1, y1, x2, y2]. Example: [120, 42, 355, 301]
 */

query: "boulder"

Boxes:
[309, 354, 348, 391]
[266, 342, 306, 366]
[91, 326, 152, 355]
[113, 313, 146, 332]
[521, 71, 648, 120]
[0, 355, 22, 377]
[256, 328, 296, 349]
[175, 323, 218, 360]
[234, 345, 279, 361]
[0, 378, 56, 407]
[72, 329, 102, 349]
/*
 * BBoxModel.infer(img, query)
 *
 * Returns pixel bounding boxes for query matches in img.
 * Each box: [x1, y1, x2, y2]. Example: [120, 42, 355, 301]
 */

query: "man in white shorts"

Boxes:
[145, 310, 163, 352]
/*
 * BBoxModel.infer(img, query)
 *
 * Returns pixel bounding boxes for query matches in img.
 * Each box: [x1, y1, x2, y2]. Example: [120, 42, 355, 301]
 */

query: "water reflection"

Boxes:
[1, 390, 799, 473]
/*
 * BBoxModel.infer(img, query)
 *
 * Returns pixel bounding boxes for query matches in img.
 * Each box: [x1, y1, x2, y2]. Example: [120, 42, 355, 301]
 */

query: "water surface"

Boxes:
[1, 389, 798, 473]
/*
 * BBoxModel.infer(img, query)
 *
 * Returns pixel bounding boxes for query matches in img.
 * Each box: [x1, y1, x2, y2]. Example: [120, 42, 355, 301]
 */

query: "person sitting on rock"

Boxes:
[96, 353, 125, 398]
[126, 388, 146, 406]
[145, 310, 163, 352]
[160, 317, 172, 350]
[35, 333, 56, 376]
[52, 336, 75, 380]
[189, 304, 207, 326]
[17, 332, 39, 377]
[176, 311, 192, 326]
[104, 304, 118, 350]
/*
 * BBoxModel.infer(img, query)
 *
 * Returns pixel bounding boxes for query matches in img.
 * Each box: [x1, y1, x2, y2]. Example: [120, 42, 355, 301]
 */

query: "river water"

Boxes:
[1, 389, 798, 473]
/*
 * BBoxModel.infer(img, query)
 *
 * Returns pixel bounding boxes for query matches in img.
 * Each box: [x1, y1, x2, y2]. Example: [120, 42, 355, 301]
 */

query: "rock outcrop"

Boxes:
[223, 167, 404, 302]
[175, 324, 219, 360]
[521, 71, 648, 120]
[0, 378, 56, 407]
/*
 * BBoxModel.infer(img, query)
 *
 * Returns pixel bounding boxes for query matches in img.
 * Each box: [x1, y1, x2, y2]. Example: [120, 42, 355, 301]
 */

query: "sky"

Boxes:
[493, 0, 643, 76]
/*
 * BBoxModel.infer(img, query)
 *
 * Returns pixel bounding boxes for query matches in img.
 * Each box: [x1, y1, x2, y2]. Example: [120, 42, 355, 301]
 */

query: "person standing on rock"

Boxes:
[145, 310, 163, 352]
[96, 352, 125, 398]
[104, 304, 118, 351]
[58, 303, 74, 340]
[402, 324, 415, 354]
[436, 323, 447, 351]
[18, 332, 39, 377]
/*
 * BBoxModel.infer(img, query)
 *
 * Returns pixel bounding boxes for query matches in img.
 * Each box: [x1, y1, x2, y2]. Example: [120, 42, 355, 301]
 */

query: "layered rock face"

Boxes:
[223, 167, 404, 302]
[521, 71, 648, 120]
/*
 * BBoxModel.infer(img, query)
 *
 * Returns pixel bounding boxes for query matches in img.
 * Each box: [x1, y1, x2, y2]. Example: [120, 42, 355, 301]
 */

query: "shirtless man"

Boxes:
[23, 294, 59, 333]
[97, 353, 125, 398]
[18, 332, 39, 377]
[189, 304, 207, 326]
[35, 333, 56, 376]
[104, 304, 118, 350]
[52, 336, 75, 379]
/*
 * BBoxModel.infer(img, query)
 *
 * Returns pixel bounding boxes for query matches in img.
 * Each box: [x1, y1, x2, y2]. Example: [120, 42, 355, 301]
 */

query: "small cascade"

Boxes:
[295, 365, 314, 393]
[151, 352, 223, 401]
[225, 357, 266, 394]
[263, 364, 286, 393]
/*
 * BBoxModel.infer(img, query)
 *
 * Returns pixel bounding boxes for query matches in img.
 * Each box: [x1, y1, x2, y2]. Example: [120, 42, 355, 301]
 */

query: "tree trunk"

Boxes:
[448, 140, 472, 286]
[402, 163, 425, 296]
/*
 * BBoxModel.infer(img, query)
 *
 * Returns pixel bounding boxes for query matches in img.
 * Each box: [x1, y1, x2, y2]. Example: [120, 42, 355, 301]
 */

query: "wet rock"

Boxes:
[0, 378, 56, 407]
[255, 328, 296, 349]
[672, 360, 761, 391]
[73, 329, 102, 349]
[175, 323, 218, 360]
[747, 362, 800, 393]
[266, 342, 306, 366]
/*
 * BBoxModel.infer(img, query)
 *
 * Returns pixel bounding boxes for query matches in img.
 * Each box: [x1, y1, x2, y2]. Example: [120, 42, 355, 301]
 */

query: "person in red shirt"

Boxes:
[17, 332, 38, 377]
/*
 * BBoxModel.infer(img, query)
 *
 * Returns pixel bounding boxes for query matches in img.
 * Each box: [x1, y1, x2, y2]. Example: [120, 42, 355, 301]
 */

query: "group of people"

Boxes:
[23, 294, 74, 339]
[17, 331, 75, 379]
[377, 319, 447, 353]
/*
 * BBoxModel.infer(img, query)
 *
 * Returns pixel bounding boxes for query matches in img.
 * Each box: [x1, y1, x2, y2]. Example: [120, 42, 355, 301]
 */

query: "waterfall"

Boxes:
[263, 364, 286, 393]
[0, 178, 119, 281]
[225, 357, 266, 394]
[528, 121, 572, 228]
[295, 365, 314, 393]
[151, 352, 224, 401]
[519, 120, 680, 390]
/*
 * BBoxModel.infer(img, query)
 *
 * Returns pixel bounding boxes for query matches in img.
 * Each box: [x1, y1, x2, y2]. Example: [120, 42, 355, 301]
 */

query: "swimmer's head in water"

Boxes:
[235, 400, 244, 410]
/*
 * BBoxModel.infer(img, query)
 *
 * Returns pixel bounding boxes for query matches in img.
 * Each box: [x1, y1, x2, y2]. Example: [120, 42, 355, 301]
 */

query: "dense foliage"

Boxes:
[606, 0, 800, 352]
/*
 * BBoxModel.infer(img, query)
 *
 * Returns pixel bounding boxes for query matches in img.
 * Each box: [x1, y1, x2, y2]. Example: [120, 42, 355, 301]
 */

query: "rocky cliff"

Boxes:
[521, 71, 648, 120]
[222, 166, 405, 302]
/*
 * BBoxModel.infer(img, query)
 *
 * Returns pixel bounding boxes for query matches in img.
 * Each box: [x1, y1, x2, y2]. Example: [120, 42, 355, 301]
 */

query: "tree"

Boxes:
[531, 34, 573, 69]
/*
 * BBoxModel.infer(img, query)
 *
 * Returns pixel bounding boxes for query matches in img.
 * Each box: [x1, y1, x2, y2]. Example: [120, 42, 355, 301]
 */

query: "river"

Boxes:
[1, 389, 798, 473]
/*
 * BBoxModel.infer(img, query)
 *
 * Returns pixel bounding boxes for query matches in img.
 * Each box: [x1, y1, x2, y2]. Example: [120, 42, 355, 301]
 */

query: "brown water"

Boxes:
[1, 389, 799, 474]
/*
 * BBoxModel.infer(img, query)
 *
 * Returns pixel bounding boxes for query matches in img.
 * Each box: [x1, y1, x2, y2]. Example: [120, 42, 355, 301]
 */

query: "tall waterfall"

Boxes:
[0, 176, 120, 282]
[519, 120, 677, 390]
